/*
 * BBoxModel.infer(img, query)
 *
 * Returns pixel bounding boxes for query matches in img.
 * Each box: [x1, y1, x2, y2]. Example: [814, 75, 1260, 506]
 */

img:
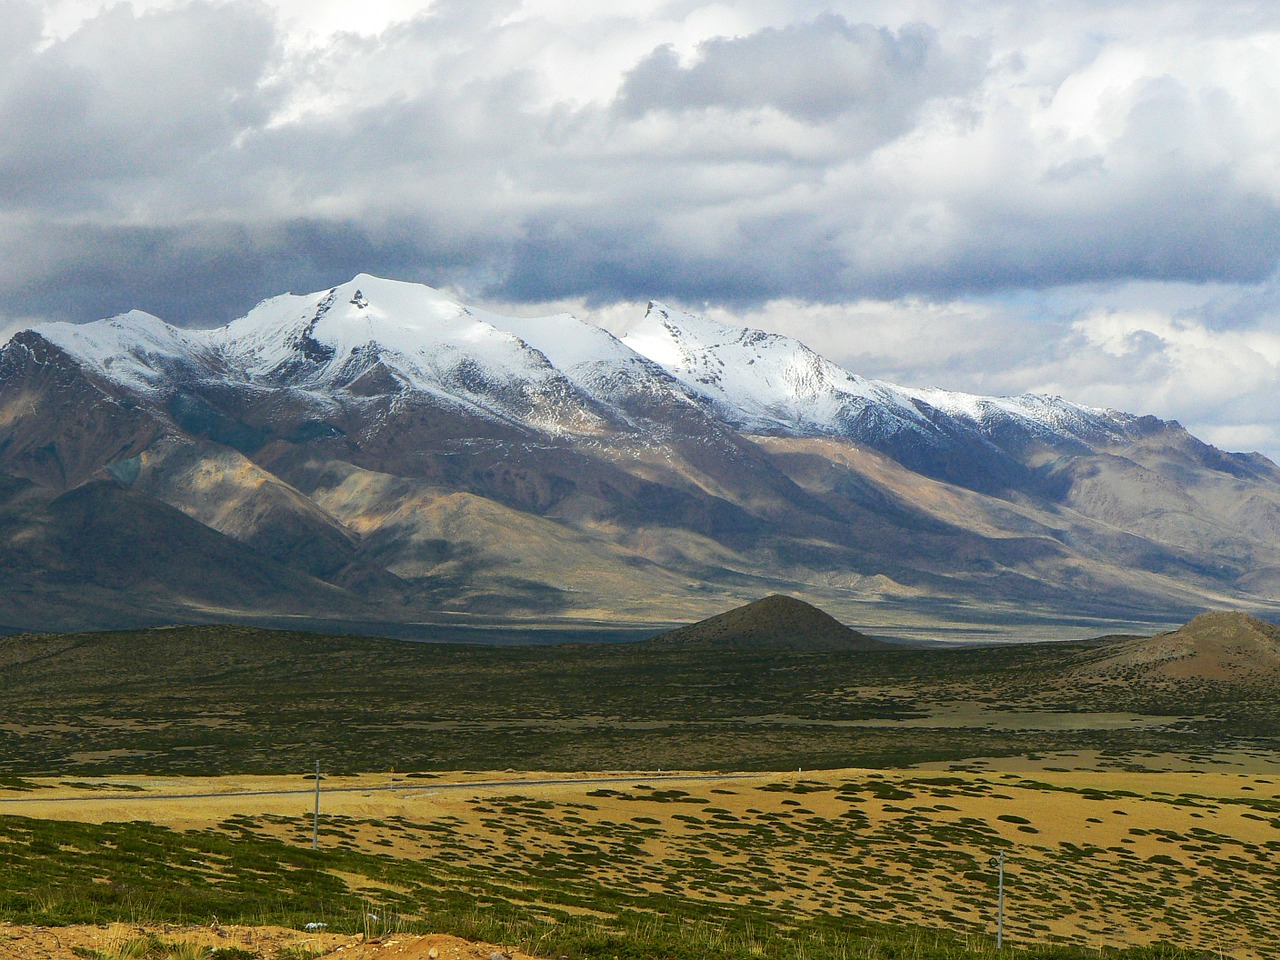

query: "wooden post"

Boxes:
[313, 759, 320, 850]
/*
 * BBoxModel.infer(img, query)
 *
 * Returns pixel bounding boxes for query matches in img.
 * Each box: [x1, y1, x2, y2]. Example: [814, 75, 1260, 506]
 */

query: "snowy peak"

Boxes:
[485, 308, 711, 429]
[33, 310, 226, 394]
[224, 276, 622, 434]
[9, 274, 1151, 472]
[179, 277, 716, 435]
[611, 301, 1163, 492]
[17, 277, 610, 435]
[623, 302, 931, 437]
[489, 310, 636, 372]
[622, 301, 1141, 455]
[222, 275, 538, 381]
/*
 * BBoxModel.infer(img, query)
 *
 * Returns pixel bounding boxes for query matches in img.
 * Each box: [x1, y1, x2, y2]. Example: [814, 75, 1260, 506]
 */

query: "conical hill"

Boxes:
[646, 594, 889, 651]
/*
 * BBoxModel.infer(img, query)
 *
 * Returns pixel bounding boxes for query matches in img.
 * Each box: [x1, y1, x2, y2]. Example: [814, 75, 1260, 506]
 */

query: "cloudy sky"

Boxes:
[4, 0, 1280, 455]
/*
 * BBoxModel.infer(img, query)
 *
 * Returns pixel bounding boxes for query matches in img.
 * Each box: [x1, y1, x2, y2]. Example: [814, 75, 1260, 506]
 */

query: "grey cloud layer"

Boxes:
[616, 17, 987, 130]
[2, 0, 1280, 327]
[0, 2, 276, 212]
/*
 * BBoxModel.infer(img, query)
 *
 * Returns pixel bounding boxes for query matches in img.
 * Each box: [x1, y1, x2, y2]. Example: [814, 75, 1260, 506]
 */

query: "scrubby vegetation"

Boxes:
[0, 624, 1276, 776]
[1, 623, 1276, 957]
[0, 807, 1215, 960]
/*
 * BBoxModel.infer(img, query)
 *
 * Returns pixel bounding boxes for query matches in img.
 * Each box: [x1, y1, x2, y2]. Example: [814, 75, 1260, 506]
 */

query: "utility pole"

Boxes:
[313, 759, 321, 851]
[988, 850, 1005, 949]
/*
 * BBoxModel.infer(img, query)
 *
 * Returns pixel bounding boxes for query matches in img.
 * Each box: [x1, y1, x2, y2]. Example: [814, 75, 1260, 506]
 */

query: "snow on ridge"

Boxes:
[908, 385, 1118, 422]
[488, 311, 636, 371]
[225, 279, 711, 431]
[214, 275, 622, 435]
[38, 310, 195, 360]
[16, 274, 1142, 449]
[218, 276, 530, 381]
[485, 309, 710, 422]
[620, 302, 1144, 453]
[904, 385, 1138, 443]
[33, 310, 223, 394]
[219, 275, 513, 377]
[623, 302, 931, 435]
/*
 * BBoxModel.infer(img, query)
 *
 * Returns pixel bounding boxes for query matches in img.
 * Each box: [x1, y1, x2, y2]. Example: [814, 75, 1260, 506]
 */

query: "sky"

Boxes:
[3, 0, 1280, 456]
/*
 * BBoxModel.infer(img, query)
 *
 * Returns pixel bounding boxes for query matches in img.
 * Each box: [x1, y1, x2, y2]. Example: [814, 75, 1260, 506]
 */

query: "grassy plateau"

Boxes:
[0, 623, 1276, 959]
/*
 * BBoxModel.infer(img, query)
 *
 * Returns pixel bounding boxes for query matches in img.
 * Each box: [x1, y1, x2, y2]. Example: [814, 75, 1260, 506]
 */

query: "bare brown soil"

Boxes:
[0, 922, 344, 959]
[0, 924, 531, 960]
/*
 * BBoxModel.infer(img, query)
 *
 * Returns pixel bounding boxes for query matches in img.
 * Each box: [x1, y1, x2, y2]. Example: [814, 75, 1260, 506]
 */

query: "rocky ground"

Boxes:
[0, 924, 536, 959]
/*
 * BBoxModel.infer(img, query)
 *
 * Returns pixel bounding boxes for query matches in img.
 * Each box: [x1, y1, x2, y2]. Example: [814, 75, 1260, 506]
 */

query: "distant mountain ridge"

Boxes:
[2, 273, 1280, 635]
[619, 302, 1204, 500]
[624, 302, 1144, 455]
[29, 279, 1158, 490]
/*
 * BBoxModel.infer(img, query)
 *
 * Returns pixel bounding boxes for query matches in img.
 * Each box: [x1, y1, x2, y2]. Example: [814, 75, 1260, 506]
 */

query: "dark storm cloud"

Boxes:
[847, 187, 1280, 298]
[493, 203, 856, 307]
[0, 217, 494, 325]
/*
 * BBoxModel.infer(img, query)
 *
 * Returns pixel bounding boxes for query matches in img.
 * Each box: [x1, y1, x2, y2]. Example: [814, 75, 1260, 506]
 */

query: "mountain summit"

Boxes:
[2, 274, 1280, 635]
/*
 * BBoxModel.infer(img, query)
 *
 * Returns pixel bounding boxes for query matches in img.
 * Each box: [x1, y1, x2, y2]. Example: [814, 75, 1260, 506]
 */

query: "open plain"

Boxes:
[2, 616, 1280, 958]
[1, 766, 1279, 957]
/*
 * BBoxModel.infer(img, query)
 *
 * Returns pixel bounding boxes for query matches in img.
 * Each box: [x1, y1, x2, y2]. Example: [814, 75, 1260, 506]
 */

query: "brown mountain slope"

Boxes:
[9, 296, 1280, 633]
[0, 476, 370, 633]
[646, 594, 890, 651]
[1074, 611, 1280, 682]
[0, 332, 163, 489]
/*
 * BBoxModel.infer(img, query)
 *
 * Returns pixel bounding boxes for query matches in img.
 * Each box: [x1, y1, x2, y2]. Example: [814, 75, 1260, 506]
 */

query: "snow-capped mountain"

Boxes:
[599, 297, 1153, 485]
[34, 309, 233, 393]
[29, 276, 1146, 486]
[622, 302, 934, 436]
[2, 273, 1279, 635]
[38, 277, 603, 436]
[31, 276, 748, 447]
[622, 302, 1146, 483]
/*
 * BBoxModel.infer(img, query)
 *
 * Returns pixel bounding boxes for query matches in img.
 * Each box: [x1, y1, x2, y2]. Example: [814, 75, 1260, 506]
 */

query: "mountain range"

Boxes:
[2, 273, 1278, 637]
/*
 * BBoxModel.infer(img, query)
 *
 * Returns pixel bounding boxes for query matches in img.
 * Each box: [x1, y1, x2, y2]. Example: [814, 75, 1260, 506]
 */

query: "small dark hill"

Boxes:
[646, 594, 890, 651]
[1074, 610, 1280, 682]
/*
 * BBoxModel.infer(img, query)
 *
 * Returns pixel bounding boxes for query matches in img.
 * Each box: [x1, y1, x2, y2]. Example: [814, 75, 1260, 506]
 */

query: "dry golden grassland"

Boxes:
[3, 767, 1278, 958]
[4, 622, 1280, 958]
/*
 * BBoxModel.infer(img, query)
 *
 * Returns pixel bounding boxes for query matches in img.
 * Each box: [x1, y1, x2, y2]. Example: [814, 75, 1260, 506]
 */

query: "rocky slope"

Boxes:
[1, 274, 1279, 634]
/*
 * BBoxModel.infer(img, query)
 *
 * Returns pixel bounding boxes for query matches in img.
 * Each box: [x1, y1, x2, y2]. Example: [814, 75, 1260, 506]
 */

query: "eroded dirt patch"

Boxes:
[0, 922, 347, 959]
